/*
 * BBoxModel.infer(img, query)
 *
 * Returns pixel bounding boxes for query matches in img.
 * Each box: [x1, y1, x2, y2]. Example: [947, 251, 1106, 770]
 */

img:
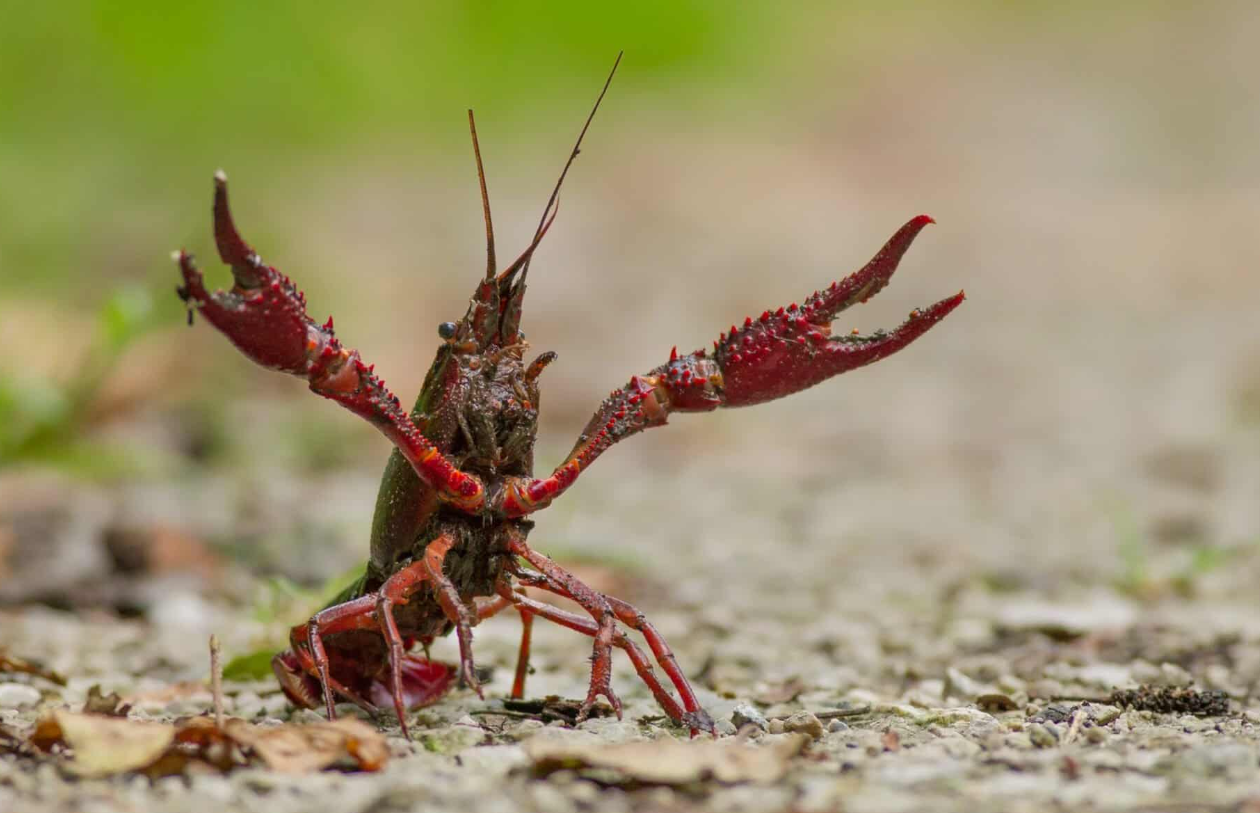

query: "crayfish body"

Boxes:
[175, 61, 962, 739]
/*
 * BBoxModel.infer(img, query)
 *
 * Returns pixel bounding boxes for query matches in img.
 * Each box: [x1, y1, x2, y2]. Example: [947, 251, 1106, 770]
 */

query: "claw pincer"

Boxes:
[500, 215, 963, 518]
[715, 215, 962, 406]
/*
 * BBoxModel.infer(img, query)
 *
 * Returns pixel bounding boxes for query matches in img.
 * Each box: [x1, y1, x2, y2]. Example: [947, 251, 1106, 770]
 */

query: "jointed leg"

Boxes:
[375, 559, 433, 739]
[513, 566, 714, 734]
[289, 552, 459, 739]
[474, 595, 534, 699]
[421, 535, 482, 698]
[285, 631, 378, 717]
[506, 535, 620, 720]
[494, 583, 685, 721]
[601, 594, 712, 732]
[293, 595, 379, 720]
[511, 608, 534, 700]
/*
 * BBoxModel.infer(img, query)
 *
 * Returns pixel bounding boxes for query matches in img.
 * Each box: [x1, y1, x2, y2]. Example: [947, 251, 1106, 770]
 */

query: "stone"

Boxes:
[731, 702, 768, 731]
[782, 711, 824, 740]
[0, 683, 41, 709]
[1029, 724, 1058, 749]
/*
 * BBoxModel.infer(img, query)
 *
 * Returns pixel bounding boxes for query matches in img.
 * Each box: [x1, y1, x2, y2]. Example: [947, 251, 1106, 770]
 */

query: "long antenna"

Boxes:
[517, 50, 623, 285]
[468, 109, 496, 281]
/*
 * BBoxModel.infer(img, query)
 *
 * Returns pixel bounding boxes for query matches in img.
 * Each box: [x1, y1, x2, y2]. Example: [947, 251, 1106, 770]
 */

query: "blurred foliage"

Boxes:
[1108, 497, 1258, 602]
[0, 0, 810, 295]
[0, 283, 167, 476]
[224, 564, 367, 680]
[0, 0, 1154, 293]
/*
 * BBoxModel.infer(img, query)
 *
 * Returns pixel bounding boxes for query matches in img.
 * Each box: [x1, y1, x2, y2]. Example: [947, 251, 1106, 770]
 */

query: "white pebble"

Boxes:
[0, 683, 41, 709]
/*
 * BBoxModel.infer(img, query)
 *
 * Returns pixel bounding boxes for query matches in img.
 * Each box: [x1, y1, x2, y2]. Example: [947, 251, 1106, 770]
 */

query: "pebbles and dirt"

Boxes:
[4, 11, 1260, 809]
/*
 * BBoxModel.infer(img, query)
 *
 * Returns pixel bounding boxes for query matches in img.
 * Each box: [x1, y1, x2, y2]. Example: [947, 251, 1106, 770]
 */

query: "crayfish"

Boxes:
[174, 58, 963, 738]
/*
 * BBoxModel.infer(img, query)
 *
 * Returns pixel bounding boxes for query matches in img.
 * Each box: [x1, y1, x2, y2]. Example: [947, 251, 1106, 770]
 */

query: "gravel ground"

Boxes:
[3, 312, 1260, 813]
[4, 10, 1260, 808]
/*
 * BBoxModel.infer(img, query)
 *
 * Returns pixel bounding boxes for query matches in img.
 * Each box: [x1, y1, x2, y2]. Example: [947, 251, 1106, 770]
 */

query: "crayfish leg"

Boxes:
[495, 581, 711, 734]
[506, 536, 621, 722]
[474, 595, 534, 700]
[505, 534, 716, 735]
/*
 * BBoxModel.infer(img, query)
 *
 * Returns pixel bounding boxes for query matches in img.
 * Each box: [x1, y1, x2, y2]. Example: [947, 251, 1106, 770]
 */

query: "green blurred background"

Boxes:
[2, 1, 1258, 609]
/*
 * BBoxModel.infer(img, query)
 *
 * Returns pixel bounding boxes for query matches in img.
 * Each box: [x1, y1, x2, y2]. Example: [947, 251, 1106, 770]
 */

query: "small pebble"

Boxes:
[505, 719, 545, 741]
[1160, 663, 1194, 687]
[768, 718, 785, 735]
[1085, 726, 1107, 744]
[782, 711, 824, 740]
[731, 702, 768, 731]
[828, 719, 849, 733]
[1029, 723, 1058, 749]
[0, 683, 42, 709]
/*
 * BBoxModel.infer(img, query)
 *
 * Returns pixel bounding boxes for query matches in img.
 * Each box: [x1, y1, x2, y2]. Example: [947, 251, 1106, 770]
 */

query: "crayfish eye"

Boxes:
[438, 321, 458, 341]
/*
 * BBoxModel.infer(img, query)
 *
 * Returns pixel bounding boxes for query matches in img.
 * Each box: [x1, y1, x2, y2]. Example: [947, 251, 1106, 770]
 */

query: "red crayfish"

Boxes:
[175, 58, 963, 738]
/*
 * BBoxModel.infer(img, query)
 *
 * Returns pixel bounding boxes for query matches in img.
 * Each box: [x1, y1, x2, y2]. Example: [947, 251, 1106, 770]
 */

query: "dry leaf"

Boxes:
[0, 649, 67, 686]
[32, 711, 175, 778]
[82, 684, 131, 717]
[223, 718, 388, 773]
[26, 711, 388, 777]
[524, 734, 807, 785]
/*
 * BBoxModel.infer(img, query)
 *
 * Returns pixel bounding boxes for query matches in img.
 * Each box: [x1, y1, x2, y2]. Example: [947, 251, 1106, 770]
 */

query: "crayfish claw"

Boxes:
[212, 169, 261, 281]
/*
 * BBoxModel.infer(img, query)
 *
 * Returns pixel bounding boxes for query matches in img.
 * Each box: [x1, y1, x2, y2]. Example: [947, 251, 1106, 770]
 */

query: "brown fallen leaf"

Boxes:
[27, 711, 388, 777]
[82, 684, 131, 717]
[0, 648, 67, 686]
[524, 734, 808, 785]
[31, 710, 175, 778]
[223, 718, 389, 773]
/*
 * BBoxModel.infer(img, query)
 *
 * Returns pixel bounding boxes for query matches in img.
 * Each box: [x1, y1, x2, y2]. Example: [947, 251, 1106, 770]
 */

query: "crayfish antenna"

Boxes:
[468, 110, 496, 282]
[510, 50, 623, 290]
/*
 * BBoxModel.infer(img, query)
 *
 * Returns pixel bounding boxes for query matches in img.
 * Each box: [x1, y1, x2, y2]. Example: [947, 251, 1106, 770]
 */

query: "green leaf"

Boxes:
[222, 649, 278, 681]
[97, 284, 154, 353]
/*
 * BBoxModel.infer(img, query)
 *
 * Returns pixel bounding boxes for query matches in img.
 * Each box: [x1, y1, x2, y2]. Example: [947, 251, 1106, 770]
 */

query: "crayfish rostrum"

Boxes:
[174, 59, 963, 738]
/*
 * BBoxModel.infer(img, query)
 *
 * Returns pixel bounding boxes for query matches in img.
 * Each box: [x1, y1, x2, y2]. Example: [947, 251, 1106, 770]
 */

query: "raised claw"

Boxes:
[176, 173, 312, 374]
[498, 216, 963, 516]
[710, 216, 961, 406]
[176, 172, 485, 513]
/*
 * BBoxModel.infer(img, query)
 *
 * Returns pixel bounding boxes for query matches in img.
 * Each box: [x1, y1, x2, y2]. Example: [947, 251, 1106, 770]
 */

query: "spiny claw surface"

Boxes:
[498, 216, 963, 517]
[711, 215, 960, 406]
[176, 174, 312, 374]
[177, 172, 485, 512]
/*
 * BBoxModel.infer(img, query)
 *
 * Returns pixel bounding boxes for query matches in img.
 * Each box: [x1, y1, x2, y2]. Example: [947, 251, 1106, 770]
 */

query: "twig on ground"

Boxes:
[1061, 709, 1085, 745]
[209, 635, 224, 729]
